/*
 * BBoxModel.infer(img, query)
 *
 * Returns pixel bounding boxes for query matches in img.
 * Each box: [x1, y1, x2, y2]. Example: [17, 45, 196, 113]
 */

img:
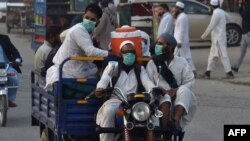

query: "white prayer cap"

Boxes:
[176, 1, 184, 8]
[121, 25, 131, 28]
[210, 0, 219, 6]
[119, 40, 135, 50]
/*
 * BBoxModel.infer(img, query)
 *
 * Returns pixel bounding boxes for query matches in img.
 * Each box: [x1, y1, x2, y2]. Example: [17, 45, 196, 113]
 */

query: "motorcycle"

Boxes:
[0, 62, 19, 127]
[96, 61, 173, 141]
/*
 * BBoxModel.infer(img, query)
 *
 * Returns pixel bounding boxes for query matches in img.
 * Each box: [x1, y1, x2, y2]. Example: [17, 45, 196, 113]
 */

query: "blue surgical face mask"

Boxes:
[155, 44, 163, 55]
[122, 53, 136, 66]
[82, 18, 96, 33]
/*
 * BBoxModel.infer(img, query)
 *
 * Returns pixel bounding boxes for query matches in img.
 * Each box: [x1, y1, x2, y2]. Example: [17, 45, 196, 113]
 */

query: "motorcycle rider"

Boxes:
[0, 34, 22, 107]
[146, 33, 197, 140]
[95, 40, 171, 141]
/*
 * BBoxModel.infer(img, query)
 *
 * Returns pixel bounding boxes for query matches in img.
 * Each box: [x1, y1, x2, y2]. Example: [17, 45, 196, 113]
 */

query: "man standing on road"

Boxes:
[157, 3, 174, 37]
[231, 0, 250, 72]
[173, 1, 197, 77]
[201, 0, 234, 79]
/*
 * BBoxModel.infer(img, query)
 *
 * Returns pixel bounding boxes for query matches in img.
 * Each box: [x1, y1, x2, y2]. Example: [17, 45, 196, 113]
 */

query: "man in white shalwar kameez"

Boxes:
[45, 4, 116, 91]
[95, 40, 171, 141]
[157, 3, 174, 37]
[173, 1, 197, 77]
[201, 0, 234, 79]
[147, 33, 197, 140]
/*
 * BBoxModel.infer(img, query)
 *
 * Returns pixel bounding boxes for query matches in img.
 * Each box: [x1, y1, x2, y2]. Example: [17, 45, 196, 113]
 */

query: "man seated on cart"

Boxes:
[44, 3, 118, 92]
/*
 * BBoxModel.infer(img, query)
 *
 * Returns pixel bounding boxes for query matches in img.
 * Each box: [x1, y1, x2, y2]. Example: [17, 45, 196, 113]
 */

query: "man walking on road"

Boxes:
[201, 0, 234, 79]
[231, 0, 250, 72]
[157, 3, 174, 37]
[173, 1, 197, 77]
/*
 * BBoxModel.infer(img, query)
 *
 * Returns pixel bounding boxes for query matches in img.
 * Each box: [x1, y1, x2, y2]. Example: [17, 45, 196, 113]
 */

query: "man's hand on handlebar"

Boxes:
[95, 88, 105, 98]
[166, 88, 178, 100]
[95, 87, 114, 98]
[152, 87, 165, 96]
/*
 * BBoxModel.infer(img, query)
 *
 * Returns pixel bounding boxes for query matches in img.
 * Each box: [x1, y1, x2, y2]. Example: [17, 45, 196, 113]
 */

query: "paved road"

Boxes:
[0, 23, 250, 141]
[0, 25, 39, 140]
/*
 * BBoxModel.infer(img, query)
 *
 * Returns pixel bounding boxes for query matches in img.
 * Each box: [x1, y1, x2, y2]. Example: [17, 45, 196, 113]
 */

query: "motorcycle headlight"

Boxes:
[132, 102, 150, 122]
[0, 69, 7, 76]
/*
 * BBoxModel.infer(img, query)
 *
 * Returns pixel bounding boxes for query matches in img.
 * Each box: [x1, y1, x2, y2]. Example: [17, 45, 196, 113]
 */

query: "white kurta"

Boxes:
[157, 12, 175, 37]
[96, 66, 169, 141]
[201, 8, 231, 72]
[146, 56, 197, 132]
[34, 41, 53, 72]
[45, 23, 109, 91]
[174, 12, 196, 71]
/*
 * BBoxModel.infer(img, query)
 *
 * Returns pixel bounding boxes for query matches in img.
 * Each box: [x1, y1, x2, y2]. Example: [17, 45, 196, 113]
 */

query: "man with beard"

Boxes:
[146, 33, 197, 141]
[34, 25, 61, 77]
[201, 0, 234, 79]
[157, 3, 174, 37]
[95, 40, 171, 141]
[172, 1, 197, 77]
[231, 0, 250, 72]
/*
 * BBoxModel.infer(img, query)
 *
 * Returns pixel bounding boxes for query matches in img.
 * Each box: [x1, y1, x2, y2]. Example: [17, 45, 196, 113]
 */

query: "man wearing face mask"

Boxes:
[45, 4, 117, 91]
[146, 33, 197, 141]
[172, 1, 197, 78]
[157, 3, 174, 38]
[201, 0, 234, 79]
[95, 40, 171, 141]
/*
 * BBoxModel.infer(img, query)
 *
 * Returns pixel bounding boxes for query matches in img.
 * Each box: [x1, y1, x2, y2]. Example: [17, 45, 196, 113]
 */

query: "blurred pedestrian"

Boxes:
[231, 0, 250, 72]
[34, 25, 61, 77]
[201, 0, 234, 79]
[93, 0, 118, 50]
[173, 1, 197, 77]
[139, 30, 151, 57]
[157, 3, 174, 37]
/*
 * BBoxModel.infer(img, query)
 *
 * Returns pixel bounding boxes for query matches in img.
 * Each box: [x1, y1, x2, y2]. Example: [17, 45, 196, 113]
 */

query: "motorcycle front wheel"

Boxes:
[0, 95, 8, 127]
